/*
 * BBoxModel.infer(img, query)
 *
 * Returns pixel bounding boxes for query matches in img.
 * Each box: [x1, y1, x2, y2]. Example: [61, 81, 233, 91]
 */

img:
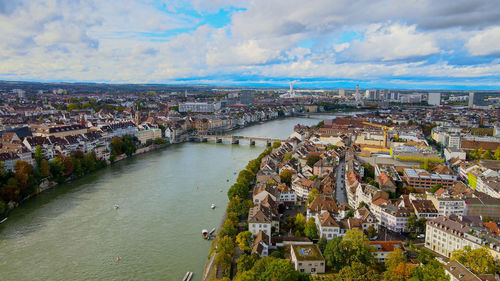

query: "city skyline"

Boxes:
[0, 1, 500, 89]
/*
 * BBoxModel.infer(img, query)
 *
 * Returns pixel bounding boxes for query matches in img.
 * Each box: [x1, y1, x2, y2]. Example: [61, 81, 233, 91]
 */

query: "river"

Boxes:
[0, 114, 346, 281]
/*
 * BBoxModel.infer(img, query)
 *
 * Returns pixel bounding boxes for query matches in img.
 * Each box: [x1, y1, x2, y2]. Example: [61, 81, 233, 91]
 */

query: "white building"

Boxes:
[178, 102, 221, 113]
[428, 92, 441, 106]
[425, 215, 484, 258]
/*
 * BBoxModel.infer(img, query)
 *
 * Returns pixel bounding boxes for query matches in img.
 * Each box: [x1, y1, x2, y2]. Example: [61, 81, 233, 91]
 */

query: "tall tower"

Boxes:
[289, 81, 294, 97]
[355, 84, 361, 102]
[468, 92, 475, 108]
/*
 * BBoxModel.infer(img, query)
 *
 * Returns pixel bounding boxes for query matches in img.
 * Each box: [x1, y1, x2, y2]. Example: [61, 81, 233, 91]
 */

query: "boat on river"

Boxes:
[183, 271, 193, 281]
[202, 229, 209, 239]
[211, 204, 216, 209]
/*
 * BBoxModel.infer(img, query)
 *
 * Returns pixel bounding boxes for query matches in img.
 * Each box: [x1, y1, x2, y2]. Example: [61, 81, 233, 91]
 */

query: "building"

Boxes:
[444, 147, 466, 161]
[428, 93, 441, 106]
[465, 196, 500, 219]
[369, 241, 406, 263]
[338, 88, 345, 97]
[444, 260, 496, 281]
[35, 124, 88, 138]
[135, 128, 162, 145]
[290, 244, 325, 274]
[425, 215, 484, 258]
[403, 168, 457, 189]
[178, 102, 221, 113]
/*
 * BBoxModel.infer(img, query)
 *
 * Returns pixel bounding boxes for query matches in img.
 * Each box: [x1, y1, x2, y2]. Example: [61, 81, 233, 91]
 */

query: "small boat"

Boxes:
[211, 204, 216, 209]
[114, 205, 120, 209]
[183, 271, 193, 281]
[0, 217, 7, 224]
[202, 229, 209, 239]
[209, 228, 216, 235]
[226, 179, 229, 182]
[259, 121, 264, 125]
[220, 189, 223, 192]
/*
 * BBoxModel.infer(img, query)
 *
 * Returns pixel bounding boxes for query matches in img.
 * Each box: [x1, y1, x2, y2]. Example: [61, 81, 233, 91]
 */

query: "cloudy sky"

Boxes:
[0, 0, 499, 89]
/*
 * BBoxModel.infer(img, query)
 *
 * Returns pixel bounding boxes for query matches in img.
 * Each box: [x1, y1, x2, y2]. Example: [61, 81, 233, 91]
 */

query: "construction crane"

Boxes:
[362, 122, 395, 149]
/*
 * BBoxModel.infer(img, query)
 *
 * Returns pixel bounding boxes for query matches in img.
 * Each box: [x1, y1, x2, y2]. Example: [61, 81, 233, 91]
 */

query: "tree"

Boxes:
[219, 217, 238, 238]
[233, 270, 257, 281]
[272, 141, 281, 148]
[450, 246, 499, 274]
[306, 154, 321, 167]
[406, 214, 418, 233]
[34, 145, 44, 167]
[280, 169, 293, 185]
[385, 247, 406, 274]
[318, 236, 327, 254]
[1, 177, 20, 201]
[365, 225, 377, 239]
[337, 262, 379, 281]
[251, 256, 276, 277]
[0, 199, 5, 214]
[227, 182, 249, 200]
[236, 253, 259, 272]
[342, 229, 376, 266]
[430, 184, 442, 194]
[236, 231, 253, 252]
[409, 262, 450, 281]
[306, 188, 319, 205]
[227, 196, 251, 216]
[494, 146, 500, 160]
[385, 262, 416, 281]
[482, 149, 493, 160]
[260, 259, 299, 281]
[324, 237, 346, 271]
[283, 152, 292, 162]
[294, 213, 306, 233]
[304, 218, 318, 240]
[40, 159, 51, 178]
[110, 137, 124, 156]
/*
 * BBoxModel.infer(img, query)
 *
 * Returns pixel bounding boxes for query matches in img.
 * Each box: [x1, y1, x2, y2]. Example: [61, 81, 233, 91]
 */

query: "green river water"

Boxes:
[0, 115, 341, 281]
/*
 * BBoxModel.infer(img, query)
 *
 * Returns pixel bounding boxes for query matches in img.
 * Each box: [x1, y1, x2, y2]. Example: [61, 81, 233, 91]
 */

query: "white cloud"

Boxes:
[341, 24, 440, 61]
[466, 26, 500, 56]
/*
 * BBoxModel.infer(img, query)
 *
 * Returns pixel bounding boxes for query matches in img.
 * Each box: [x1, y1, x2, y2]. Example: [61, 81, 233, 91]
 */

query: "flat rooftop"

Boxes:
[292, 244, 324, 261]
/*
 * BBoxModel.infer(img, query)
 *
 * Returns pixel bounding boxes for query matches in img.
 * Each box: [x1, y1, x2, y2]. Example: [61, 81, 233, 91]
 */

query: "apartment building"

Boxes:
[403, 168, 457, 189]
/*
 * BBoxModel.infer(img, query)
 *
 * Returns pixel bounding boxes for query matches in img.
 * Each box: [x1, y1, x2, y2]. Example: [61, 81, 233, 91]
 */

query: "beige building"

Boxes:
[135, 128, 162, 145]
[290, 244, 325, 274]
[35, 124, 88, 138]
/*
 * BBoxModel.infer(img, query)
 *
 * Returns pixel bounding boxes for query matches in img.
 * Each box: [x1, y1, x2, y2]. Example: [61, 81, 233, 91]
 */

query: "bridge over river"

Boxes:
[191, 135, 285, 146]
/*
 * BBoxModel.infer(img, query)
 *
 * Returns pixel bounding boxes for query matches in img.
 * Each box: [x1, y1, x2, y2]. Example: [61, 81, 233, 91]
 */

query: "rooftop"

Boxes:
[291, 244, 324, 261]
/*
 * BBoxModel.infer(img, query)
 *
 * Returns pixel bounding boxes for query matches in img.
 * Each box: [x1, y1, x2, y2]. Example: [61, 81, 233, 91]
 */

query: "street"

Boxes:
[335, 157, 347, 204]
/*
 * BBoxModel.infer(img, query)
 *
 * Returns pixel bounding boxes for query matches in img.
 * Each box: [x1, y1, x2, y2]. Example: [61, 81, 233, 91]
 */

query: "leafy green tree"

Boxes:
[227, 182, 249, 200]
[324, 237, 346, 271]
[236, 231, 253, 252]
[34, 145, 44, 167]
[272, 141, 281, 148]
[304, 218, 318, 240]
[318, 236, 327, 254]
[406, 214, 418, 232]
[385, 247, 406, 273]
[236, 253, 259, 272]
[337, 262, 379, 281]
[40, 159, 51, 178]
[306, 154, 321, 167]
[233, 270, 257, 281]
[251, 256, 276, 277]
[365, 225, 377, 239]
[409, 262, 450, 281]
[294, 213, 306, 233]
[430, 184, 442, 194]
[1, 177, 20, 201]
[342, 229, 376, 266]
[219, 217, 238, 238]
[306, 188, 319, 205]
[280, 169, 293, 185]
[227, 196, 252, 216]
[260, 259, 299, 281]
[110, 137, 124, 156]
[494, 146, 500, 160]
[451, 246, 499, 274]
[283, 152, 292, 161]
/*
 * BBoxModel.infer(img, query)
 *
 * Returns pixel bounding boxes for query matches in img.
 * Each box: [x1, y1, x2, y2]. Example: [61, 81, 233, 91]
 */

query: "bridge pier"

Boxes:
[216, 138, 222, 143]
[202, 138, 208, 142]
[250, 139, 255, 146]
[232, 138, 239, 144]
[266, 140, 271, 146]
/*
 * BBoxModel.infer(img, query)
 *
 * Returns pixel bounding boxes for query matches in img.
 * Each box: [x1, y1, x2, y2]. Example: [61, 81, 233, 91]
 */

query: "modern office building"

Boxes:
[428, 92, 441, 106]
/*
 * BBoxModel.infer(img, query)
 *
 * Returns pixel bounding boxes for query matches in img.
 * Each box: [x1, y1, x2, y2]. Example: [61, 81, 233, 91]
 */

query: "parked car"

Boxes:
[417, 234, 425, 239]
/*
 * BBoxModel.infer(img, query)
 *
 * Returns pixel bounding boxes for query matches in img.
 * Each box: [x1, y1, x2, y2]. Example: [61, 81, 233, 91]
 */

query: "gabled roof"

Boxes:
[308, 196, 339, 214]
[318, 212, 339, 227]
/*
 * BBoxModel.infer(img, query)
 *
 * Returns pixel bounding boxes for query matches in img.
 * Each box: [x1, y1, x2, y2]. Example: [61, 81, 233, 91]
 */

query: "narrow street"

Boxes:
[335, 157, 347, 204]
